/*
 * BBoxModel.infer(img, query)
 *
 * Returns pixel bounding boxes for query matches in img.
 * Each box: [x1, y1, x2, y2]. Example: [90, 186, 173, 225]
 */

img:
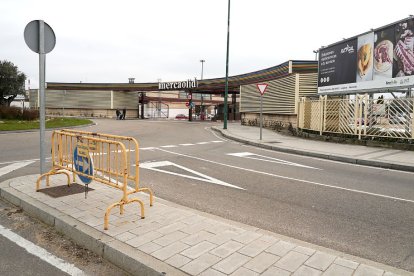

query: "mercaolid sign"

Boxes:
[158, 78, 198, 90]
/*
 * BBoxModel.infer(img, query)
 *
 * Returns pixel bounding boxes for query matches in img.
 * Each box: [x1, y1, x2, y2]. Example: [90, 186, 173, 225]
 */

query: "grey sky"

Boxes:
[1, 0, 413, 88]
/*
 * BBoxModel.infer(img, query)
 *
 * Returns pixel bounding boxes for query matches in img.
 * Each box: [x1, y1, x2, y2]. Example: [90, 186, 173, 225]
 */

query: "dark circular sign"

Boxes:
[24, 20, 56, 54]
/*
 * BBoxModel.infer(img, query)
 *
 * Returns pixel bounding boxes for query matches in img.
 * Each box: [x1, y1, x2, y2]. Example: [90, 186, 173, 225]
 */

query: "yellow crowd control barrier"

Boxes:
[36, 129, 154, 230]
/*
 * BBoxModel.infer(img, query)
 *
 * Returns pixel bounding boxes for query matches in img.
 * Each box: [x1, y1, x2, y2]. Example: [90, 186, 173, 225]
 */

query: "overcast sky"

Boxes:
[1, 0, 413, 88]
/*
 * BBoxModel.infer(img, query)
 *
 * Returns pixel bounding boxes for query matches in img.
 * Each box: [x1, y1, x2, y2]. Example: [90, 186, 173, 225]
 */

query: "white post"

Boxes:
[260, 93, 263, 140]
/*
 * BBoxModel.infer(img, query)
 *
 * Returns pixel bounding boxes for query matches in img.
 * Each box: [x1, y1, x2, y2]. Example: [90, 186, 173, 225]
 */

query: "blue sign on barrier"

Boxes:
[73, 146, 93, 184]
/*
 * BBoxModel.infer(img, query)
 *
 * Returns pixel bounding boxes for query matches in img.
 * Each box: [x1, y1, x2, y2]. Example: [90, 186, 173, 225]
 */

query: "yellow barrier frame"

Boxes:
[36, 129, 154, 230]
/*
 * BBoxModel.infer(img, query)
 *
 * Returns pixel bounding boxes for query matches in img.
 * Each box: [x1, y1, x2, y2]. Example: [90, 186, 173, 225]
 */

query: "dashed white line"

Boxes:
[160, 145, 178, 148]
[179, 144, 195, 146]
[0, 224, 85, 276]
[196, 142, 210, 145]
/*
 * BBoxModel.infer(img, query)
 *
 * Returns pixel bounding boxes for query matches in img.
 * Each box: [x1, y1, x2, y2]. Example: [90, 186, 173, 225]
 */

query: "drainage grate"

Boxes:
[38, 183, 94, 198]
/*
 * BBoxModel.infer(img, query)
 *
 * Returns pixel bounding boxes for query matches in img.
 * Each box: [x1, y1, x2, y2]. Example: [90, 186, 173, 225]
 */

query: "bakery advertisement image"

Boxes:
[356, 32, 374, 82]
[317, 17, 414, 94]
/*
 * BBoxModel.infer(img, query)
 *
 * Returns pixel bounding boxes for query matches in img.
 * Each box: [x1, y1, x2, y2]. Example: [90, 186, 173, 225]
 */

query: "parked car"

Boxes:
[175, 114, 188, 120]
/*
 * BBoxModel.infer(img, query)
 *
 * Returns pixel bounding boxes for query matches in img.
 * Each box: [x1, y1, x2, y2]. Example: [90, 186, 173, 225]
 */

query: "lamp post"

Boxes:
[224, 0, 231, 130]
[200, 59, 205, 80]
[313, 50, 319, 61]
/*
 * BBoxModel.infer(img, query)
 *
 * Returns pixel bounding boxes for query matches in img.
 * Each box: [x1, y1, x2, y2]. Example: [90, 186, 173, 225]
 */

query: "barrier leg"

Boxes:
[129, 198, 145, 219]
[104, 202, 121, 230]
[137, 188, 154, 207]
[36, 170, 71, 191]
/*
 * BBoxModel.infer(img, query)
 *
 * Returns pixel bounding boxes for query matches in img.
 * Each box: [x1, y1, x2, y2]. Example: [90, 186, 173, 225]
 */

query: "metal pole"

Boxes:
[260, 94, 263, 140]
[224, 0, 230, 129]
[200, 60, 205, 80]
[39, 20, 46, 175]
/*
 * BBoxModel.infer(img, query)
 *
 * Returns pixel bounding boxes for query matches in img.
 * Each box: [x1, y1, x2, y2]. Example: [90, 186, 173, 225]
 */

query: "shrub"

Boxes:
[22, 109, 39, 120]
[0, 106, 22, 119]
[0, 106, 39, 120]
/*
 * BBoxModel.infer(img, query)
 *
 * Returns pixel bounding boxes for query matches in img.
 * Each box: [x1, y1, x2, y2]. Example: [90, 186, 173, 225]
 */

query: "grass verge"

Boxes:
[0, 118, 93, 131]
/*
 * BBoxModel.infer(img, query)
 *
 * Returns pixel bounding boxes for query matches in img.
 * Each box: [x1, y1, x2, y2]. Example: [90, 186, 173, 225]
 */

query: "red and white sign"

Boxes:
[257, 83, 268, 95]
[185, 102, 190, 107]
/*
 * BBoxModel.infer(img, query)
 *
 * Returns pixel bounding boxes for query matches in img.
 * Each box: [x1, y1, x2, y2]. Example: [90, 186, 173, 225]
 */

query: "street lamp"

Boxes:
[313, 50, 319, 61]
[200, 59, 205, 80]
[224, 0, 230, 130]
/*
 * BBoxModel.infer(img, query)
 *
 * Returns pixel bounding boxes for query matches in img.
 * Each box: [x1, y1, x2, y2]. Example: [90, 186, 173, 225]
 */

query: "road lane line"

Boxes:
[227, 152, 320, 170]
[0, 161, 36, 177]
[160, 145, 178, 148]
[0, 224, 85, 276]
[157, 148, 414, 204]
[179, 144, 194, 146]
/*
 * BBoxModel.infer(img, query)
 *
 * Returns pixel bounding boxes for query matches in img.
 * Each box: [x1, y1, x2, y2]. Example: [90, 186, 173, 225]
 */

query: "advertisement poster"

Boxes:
[393, 19, 414, 77]
[318, 39, 357, 87]
[318, 17, 414, 94]
[356, 32, 374, 82]
[373, 26, 395, 80]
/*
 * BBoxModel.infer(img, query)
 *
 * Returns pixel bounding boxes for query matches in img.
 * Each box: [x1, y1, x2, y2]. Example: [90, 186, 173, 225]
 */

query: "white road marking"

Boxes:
[160, 145, 178, 148]
[179, 144, 195, 146]
[245, 144, 414, 175]
[0, 161, 35, 177]
[157, 148, 414, 204]
[141, 160, 244, 190]
[0, 224, 85, 276]
[141, 147, 157, 150]
[0, 158, 52, 166]
[227, 152, 320, 170]
[210, 140, 224, 143]
[196, 142, 210, 145]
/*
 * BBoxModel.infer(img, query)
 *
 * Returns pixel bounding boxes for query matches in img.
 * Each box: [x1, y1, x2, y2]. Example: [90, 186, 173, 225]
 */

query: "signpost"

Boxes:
[24, 20, 56, 175]
[257, 84, 268, 140]
[73, 145, 93, 185]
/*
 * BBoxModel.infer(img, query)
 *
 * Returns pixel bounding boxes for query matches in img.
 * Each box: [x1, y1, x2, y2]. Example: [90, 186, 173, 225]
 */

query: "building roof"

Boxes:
[47, 60, 317, 94]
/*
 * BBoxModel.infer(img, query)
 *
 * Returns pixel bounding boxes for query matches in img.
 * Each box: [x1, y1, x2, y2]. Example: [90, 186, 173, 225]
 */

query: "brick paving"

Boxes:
[5, 174, 412, 276]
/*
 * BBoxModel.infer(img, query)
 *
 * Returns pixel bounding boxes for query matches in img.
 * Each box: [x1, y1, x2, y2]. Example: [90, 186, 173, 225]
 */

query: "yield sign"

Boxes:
[257, 83, 268, 95]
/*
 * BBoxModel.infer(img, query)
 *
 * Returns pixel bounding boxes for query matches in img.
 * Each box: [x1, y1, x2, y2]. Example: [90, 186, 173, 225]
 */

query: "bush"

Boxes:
[0, 106, 39, 120]
[22, 109, 39, 120]
[0, 106, 21, 119]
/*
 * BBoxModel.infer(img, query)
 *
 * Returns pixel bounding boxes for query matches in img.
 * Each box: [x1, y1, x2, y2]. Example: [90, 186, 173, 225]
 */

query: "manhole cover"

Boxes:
[38, 183, 94, 198]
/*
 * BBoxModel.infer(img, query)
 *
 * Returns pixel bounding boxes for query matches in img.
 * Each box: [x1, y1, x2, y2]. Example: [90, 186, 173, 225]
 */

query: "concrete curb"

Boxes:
[211, 127, 414, 173]
[0, 179, 184, 276]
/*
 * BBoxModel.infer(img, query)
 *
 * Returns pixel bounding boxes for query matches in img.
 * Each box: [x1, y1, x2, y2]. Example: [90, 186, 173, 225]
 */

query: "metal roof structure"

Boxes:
[47, 60, 317, 94]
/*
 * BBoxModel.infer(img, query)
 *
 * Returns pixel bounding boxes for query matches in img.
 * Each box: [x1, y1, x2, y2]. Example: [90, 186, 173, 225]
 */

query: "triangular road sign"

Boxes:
[257, 83, 268, 95]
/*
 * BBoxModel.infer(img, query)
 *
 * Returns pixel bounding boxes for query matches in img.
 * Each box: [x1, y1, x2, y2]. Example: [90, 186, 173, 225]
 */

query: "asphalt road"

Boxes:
[0, 119, 413, 272]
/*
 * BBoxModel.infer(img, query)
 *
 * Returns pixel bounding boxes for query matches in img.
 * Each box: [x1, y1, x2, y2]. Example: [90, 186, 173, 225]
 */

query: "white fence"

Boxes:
[298, 96, 414, 140]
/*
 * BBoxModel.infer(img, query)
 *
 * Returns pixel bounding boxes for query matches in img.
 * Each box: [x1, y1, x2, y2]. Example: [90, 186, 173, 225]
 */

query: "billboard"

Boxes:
[318, 17, 414, 94]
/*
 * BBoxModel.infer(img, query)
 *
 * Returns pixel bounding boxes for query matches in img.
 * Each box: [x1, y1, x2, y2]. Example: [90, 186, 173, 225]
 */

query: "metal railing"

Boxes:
[298, 96, 414, 140]
[36, 129, 154, 230]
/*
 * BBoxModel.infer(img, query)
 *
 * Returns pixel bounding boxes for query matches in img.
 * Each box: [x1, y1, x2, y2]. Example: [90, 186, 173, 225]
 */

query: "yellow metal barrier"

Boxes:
[36, 129, 154, 230]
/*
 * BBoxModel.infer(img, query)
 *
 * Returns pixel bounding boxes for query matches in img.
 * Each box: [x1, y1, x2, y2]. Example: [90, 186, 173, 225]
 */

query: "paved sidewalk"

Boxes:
[1, 175, 412, 276]
[212, 124, 414, 172]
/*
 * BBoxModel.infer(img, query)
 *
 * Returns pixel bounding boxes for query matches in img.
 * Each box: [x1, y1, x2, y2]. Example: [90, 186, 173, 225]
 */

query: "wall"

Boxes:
[240, 73, 317, 129]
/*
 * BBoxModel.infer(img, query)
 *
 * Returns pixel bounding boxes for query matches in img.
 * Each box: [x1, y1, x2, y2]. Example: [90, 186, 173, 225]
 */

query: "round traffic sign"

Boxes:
[24, 20, 56, 54]
[73, 147, 94, 184]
